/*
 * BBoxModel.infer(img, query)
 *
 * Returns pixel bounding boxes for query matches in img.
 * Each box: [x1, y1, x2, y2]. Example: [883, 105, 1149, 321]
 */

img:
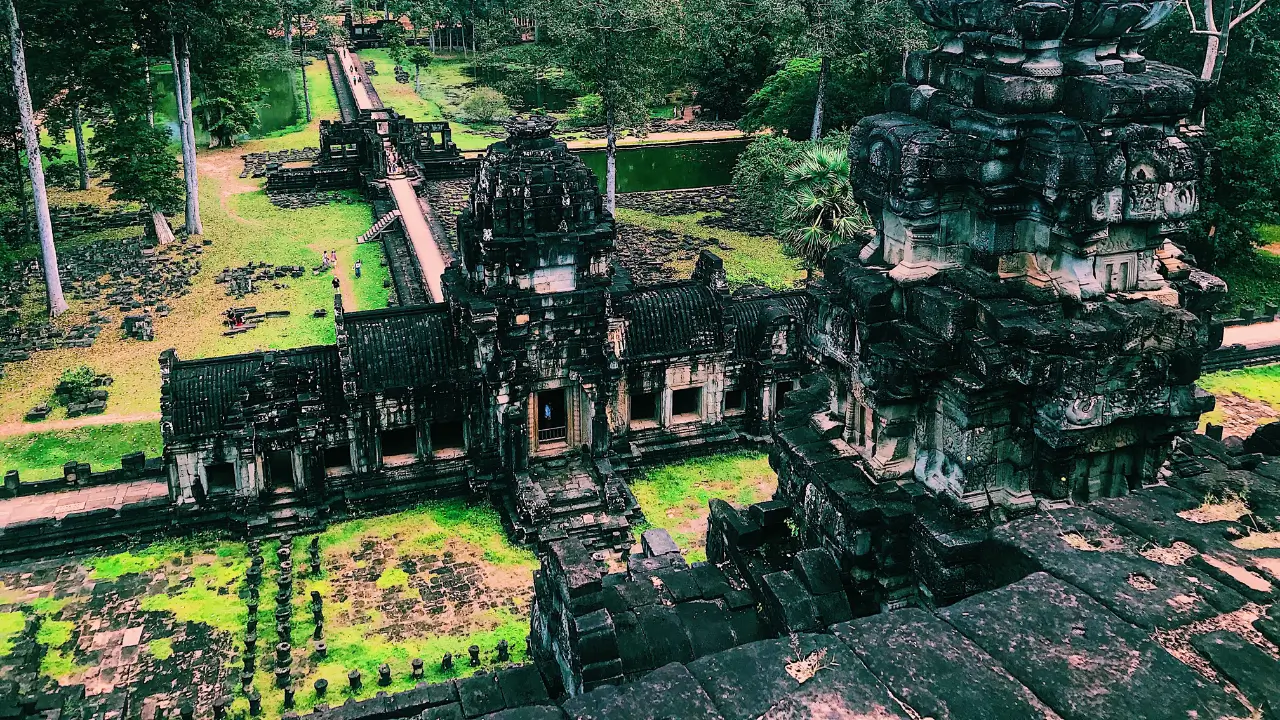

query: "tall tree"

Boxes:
[170, 31, 201, 234]
[544, 0, 676, 213]
[4, 0, 66, 316]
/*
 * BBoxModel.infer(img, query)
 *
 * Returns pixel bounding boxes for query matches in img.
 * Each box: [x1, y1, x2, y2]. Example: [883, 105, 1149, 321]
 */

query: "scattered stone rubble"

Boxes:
[0, 236, 200, 376]
[241, 148, 321, 179]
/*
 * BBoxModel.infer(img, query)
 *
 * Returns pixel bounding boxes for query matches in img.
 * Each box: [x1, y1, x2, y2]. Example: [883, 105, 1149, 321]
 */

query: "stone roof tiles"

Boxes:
[620, 283, 724, 360]
[168, 345, 344, 437]
[342, 303, 464, 392]
[726, 292, 812, 360]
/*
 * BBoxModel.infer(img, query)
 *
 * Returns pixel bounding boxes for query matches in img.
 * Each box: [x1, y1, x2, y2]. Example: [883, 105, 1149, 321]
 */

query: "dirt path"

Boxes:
[0, 412, 161, 438]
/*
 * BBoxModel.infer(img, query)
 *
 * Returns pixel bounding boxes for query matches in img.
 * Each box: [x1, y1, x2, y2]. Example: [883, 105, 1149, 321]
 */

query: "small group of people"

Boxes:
[322, 249, 338, 270]
[331, 261, 363, 289]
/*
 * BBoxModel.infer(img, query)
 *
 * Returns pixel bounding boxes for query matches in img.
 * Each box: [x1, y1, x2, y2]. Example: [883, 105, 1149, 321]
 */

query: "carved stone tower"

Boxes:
[775, 0, 1229, 606]
[450, 116, 638, 551]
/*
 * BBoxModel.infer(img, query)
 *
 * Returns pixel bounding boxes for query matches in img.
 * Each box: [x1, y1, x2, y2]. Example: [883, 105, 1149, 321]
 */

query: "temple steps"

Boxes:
[356, 209, 402, 244]
[250, 486, 321, 540]
[504, 454, 641, 555]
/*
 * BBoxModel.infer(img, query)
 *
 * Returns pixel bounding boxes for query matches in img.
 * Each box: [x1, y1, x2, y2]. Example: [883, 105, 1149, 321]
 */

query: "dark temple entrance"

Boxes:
[266, 450, 294, 489]
[537, 389, 568, 446]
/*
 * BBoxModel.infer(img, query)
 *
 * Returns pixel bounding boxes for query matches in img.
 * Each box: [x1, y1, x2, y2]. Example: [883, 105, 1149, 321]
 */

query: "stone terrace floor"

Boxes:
[0, 480, 169, 527]
[296, 437, 1280, 720]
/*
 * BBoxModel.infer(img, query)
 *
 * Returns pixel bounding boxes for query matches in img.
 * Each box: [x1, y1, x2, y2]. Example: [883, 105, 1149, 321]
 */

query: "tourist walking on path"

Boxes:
[354, 259, 362, 278]
[330, 250, 338, 270]
[332, 276, 340, 291]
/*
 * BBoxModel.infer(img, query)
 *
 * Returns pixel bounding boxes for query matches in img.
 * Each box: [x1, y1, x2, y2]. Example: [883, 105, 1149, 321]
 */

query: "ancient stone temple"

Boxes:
[161, 117, 810, 547]
[769, 0, 1227, 607]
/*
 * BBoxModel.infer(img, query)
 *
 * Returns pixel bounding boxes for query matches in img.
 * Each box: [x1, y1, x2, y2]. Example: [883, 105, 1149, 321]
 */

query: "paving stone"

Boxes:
[1189, 630, 1280, 718]
[562, 663, 724, 720]
[477, 707, 564, 720]
[1090, 486, 1277, 601]
[939, 572, 1248, 720]
[686, 634, 910, 720]
[990, 507, 1247, 629]
[457, 672, 506, 719]
[832, 608, 1054, 720]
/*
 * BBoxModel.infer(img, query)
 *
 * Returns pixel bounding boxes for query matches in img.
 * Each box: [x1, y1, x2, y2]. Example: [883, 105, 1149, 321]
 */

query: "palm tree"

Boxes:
[780, 144, 868, 278]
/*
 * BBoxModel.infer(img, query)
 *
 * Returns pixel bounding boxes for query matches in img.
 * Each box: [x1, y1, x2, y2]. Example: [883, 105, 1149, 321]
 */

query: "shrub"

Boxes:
[460, 88, 512, 124]
[566, 94, 606, 127]
[54, 366, 98, 405]
[732, 131, 852, 233]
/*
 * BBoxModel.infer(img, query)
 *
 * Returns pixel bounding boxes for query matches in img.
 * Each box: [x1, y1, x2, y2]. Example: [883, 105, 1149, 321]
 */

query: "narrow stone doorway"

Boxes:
[266, 449, 294, 490]
[536, 389, 568, 447]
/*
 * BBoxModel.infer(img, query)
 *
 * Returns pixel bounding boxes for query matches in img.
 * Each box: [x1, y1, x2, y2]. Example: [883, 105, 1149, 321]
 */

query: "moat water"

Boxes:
[153, 66, 301, 145]
[576, 139, 748, 192]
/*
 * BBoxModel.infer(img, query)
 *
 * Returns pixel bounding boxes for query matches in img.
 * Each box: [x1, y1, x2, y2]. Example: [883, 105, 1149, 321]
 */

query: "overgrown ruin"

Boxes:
[5, 1, 1280, 717]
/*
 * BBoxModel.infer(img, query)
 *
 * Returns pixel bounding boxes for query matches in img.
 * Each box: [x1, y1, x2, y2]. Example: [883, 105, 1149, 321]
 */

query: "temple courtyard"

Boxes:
[0, 453, 776, 720]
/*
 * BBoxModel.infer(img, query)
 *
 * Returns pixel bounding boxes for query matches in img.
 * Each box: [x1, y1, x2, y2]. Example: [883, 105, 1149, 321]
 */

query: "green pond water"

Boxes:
[576, 140, 747, 193]
[152, 66, 300, 145]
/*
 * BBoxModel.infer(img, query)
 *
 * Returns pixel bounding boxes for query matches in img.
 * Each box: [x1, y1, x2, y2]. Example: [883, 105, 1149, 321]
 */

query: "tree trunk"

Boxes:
[175, 32, 203, 234]
[12, 138, 30, 246]
[299, 22, 312, 122]
[414, 64, 421, 93]
[283, 7, 292, 50]
[151, 208, 175, 244]
[605, 106, 617, 214]
[6, 0, 67, 317]
[72, 105, 89, 190]
[145, 59, 154, 126]
[810, 54, 829, 141]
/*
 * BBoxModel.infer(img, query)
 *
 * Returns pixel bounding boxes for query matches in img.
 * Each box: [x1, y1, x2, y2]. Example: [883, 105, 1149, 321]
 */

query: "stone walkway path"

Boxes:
[0, 480, 169, 527]
[389, 176, 447, 303]
[1221, 318, 1280, 350]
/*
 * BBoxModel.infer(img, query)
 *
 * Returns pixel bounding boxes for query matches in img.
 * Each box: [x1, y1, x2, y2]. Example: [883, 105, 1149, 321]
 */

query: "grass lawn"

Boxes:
[0, 500, 537, 720]
[0, 74, 384, 425]
[1216, 244, 1280, 316]
[355, 50, 498, 152]
[1198, 364, 1280, 429]
[630, 452, 778, 563]
[615, 208, 803, 290]
[0, 420, 161, 480]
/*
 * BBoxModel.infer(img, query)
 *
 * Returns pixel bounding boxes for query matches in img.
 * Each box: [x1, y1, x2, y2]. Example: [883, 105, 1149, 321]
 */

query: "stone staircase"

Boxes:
[356, 209, 402, 244]
[506, 453, 640, 555]
[248, 486, 320, 539]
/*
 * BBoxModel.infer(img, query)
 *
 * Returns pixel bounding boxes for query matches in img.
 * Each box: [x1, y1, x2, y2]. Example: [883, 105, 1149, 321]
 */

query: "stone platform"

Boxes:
[0, 480, 169, 527]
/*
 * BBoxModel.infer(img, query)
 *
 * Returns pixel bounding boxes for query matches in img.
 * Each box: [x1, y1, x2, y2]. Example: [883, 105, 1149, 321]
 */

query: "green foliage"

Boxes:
[88, 538, 196, 581]
[0, 420, 162, 480]
[779, 144, 868, 272]
[1199, 364, 1280, 409]
[1216, 248, 1280, 315]
[543, 0, 677, 137]
[148, 638, 174, 661]
[1144, 3, 1280, 268]
[631, 452, 777, 562]
[54, 365, 97, 405]
[732, 131, 851, 233]
[459, 87, 512, 124]
[566, 94, 605, 127]
[0, 611, 23, 657]
[733, 134, 805, 228]
[680, 0, 779, 120]
[91, 119, 183, 213]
